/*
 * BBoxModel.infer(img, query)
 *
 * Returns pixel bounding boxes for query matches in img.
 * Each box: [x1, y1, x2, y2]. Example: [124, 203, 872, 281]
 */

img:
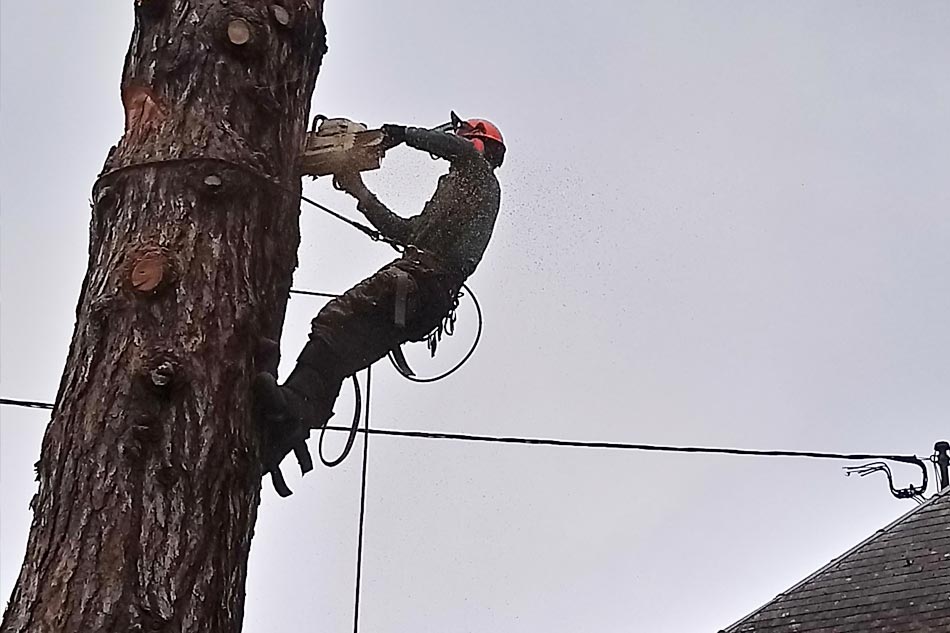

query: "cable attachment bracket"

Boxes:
[843, 456, 929, 501]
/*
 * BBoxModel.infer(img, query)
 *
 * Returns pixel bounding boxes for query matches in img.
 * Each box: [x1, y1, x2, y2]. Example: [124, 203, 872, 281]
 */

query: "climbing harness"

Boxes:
[386, 283, 483, 383]
[393, 268, 411, 329]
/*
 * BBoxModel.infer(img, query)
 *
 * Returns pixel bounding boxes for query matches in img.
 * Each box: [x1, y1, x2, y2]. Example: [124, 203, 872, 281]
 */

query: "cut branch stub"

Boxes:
[227, 18, 253, 46]
[270, 5, 291, 27]
[149, 361, 175, 388]
[130, 251, 168, 293]
[122, 85, 165, 139]
[122, 415, 164, 461]
[199, 172, 227, 200]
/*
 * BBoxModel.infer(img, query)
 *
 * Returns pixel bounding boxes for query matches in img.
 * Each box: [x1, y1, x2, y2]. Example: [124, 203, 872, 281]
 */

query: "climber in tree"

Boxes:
[255, 113, 506, 495]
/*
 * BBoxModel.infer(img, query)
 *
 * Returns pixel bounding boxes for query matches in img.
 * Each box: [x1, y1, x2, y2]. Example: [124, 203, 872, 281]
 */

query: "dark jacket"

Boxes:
[357, 128, 502, 278]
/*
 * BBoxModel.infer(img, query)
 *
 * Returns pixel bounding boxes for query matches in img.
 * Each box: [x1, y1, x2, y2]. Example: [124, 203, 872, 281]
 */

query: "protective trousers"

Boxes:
[286, 252, 464, 428]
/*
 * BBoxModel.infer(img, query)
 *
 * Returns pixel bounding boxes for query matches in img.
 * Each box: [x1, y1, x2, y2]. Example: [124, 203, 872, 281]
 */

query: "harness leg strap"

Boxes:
[389, 345, 416, 377]
[393, 268, 410, 329]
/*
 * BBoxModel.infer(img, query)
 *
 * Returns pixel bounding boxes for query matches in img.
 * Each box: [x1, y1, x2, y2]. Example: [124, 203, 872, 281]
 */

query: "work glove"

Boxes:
[253, 372, 315, 497]
[381, 124, 408, 146]
[333, 171, 369, 199]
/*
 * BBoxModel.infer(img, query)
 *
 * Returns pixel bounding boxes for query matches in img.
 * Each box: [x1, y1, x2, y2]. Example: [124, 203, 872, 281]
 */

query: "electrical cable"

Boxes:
[1, 395, 924, 468]
[316, 425, 925, 466]
[0, 398, 54, 410]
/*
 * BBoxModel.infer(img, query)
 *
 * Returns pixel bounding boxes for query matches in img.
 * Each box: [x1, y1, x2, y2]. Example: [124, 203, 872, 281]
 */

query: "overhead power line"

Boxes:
[0, 396, 924, 467]
[320, 425, 925, 465]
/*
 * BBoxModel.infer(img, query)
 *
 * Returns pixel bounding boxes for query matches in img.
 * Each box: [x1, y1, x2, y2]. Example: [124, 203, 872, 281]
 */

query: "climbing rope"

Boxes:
[317, 375, 363, 468]
[298, 192, 404, 252]
[352, 366, 371, 633]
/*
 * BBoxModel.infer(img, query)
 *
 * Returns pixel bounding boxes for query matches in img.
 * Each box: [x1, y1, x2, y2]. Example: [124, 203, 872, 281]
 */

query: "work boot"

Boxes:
[253, 372, 316, 497]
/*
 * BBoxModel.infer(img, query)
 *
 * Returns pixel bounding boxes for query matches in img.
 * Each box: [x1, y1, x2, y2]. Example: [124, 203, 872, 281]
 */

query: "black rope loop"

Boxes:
[318, 374, 362, 468]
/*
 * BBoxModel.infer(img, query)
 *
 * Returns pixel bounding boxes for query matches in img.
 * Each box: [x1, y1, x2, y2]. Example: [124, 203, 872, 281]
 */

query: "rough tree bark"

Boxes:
[2, 2, 326, 631]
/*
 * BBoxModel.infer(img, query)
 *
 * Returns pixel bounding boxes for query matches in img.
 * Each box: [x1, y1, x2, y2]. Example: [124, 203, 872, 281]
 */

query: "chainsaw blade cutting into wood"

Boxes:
[298, 116, 453, 178]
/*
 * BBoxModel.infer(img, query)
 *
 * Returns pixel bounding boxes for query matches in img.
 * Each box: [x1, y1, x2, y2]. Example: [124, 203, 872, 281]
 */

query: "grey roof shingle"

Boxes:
[721, 488, 950, 633]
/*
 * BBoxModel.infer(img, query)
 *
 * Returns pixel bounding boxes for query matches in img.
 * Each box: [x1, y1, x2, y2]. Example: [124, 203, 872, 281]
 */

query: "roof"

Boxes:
[721, 487, 950, 633]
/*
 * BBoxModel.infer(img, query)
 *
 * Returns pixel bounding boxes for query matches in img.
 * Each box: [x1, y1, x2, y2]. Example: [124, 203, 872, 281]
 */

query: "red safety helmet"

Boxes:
[451, 111, 505, 166]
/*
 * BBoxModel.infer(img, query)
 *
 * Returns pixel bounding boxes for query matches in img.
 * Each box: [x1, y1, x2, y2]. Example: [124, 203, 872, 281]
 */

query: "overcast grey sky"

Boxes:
[2, 2, 949, 631]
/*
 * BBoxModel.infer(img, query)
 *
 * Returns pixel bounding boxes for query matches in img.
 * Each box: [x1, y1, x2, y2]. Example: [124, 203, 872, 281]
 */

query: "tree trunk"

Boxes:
[2, 2, 326, 631]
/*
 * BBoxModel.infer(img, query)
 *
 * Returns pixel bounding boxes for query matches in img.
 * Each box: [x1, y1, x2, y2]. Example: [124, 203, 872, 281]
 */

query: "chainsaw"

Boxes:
[297, 114, 456, 179]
